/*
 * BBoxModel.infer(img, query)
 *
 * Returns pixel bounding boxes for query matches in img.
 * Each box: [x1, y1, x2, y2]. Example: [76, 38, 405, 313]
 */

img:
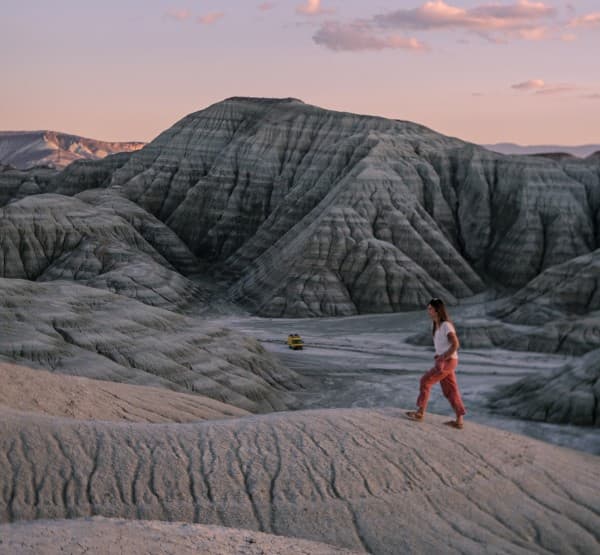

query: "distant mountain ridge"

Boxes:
[483, 142, 600, 158]
[0, 130, 145, 170]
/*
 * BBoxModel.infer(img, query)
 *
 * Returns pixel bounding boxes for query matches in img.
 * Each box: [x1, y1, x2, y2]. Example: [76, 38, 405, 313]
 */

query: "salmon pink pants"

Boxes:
[417, 358, 466, 416]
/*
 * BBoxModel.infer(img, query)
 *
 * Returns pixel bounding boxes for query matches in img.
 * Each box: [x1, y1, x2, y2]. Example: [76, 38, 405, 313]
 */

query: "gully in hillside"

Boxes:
[407, 298, 466, 429]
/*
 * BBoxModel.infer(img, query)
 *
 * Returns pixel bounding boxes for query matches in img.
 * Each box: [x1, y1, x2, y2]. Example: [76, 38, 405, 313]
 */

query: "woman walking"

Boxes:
[407, 298, 466, 429]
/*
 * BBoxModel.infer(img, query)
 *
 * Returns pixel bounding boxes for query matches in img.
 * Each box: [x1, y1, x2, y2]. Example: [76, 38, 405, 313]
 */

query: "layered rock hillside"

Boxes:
[3, 98, 599, 317]
[489, 348, 600, 426]
[97, 97, 599, 316]
[0, 192, 204, 309]
[483, 142, 600, 158]
[0, 279, 301, 413]
[0, 130, 144, 170]
[0, 164, 58, 207]
[0, 407, 597, 554]
[2, 97, 599, 428]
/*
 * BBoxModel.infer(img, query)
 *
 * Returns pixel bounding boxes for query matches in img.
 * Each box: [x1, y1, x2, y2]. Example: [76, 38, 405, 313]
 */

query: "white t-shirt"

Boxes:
[433, 321, 458, 359]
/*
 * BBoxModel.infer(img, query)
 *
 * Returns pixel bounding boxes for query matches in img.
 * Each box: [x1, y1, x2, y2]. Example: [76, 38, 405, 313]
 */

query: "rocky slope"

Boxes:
[0, 164, 58, 207]
[483, 142, 600, 158]
[0, 362, 249, 423]
[488, 248, 600, 328]
[0, 279, 301, 413]
[0, 518, 361, 555]
[2, 97, 599, 428]
[97, 97, 599, 316]
[0, 192, 204, 309]
[489, 348, 600, 426]
[0, 407, 597, 554]
[0, 130, 144, 170]
[3, 98, 599, 317]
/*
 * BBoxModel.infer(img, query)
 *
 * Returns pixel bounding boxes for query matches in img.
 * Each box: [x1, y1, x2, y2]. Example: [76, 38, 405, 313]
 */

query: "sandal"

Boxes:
[406, 410, 424, 421]
[444, 420, 464, 430]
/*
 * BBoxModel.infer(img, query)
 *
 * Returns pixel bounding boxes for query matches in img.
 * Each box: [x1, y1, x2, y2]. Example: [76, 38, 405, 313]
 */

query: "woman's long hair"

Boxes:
[429, 298, 451, 335]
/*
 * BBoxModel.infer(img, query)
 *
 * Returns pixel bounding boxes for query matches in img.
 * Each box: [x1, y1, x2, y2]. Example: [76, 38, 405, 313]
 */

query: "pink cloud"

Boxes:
[373, 0, 557, 41]
[534, 84, 578, 95]
[512, 79, 546, 90]
[197, 12, 225, 25]
[297, 0, 334, 16]
[313, 21, 428, 52]
[512, 79, 581, 95]
[561, 33, 577, 42]
[582, 93, 600, 100]
[469, 1, 555, 19]
[569, 12, 600, 28]
[515, 26, 551, 40]
[164, 8, 192, 22]
[258, 2, 275, 11]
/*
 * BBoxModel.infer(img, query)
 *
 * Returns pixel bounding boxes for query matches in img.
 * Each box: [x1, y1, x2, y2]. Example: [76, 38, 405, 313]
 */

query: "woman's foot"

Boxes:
[444, 419, 464, 430]
[406, 409, 424, 421]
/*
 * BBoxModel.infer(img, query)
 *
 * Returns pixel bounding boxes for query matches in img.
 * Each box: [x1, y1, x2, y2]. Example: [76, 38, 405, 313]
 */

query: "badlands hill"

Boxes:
[483, 142, 600, 158]
[0, 130, 144, 170]
[0, 362, 249, 422]
[0, 518, 361, 555]
[1, 96, 599, 427]
[0, 402, 597, 554]
[1, 98, 599, 553]
[2, 97, 599, 319]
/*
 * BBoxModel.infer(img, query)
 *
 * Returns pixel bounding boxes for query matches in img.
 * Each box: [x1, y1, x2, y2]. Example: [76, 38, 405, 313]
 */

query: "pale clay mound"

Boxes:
[0, 517, 362, 555]
[0, 408, 598, 554]
[0, 363, 248, 423]
[0, 278, 302, 413]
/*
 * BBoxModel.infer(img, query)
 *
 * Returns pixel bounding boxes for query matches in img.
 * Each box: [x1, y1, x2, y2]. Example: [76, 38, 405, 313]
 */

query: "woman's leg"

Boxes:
[439, 361, 466, 418]
[416, 362, 446, 413]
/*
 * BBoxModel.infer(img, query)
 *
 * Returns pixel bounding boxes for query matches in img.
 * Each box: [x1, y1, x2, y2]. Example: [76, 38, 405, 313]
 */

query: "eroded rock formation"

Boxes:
[0, 518, 361, 555]
[0, 279, 300, 412]
[489, 349, 600, 426]
[0, 362, 249, 422]
[0, 130, 144, 170]
[0, 193, 203, 309]
[3, 98, 600, 317]
[95, 97, 599, 316]
[492, 249, 600, 325]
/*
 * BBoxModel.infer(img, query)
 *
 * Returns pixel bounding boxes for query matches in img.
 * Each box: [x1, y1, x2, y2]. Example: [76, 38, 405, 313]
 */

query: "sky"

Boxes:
[1, 0, 599, 145]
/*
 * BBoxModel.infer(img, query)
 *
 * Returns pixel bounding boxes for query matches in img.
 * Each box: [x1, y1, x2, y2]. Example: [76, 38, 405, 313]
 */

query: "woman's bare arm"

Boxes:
[443, 332, 459, 359]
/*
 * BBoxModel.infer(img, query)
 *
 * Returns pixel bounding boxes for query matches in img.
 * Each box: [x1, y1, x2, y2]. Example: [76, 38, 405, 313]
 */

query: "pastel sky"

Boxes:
[2, 0, 599, 145]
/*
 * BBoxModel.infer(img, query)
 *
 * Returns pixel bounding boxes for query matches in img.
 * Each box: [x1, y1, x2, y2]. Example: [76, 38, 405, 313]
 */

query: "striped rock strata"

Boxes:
[0, 279, 301, 413]
[489, 348, 600, 426]
[0, 130, 143, 170]
[0, 192, 203, 310]
[491, 248, 600, 325]
[98, 97, 600, 316]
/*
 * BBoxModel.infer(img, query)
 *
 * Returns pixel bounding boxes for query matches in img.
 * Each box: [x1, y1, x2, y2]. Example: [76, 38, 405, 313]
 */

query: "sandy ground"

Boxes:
[0, 363, 248, 422]
[1, 406, 598, 554]
[0, 517, 363, 555]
